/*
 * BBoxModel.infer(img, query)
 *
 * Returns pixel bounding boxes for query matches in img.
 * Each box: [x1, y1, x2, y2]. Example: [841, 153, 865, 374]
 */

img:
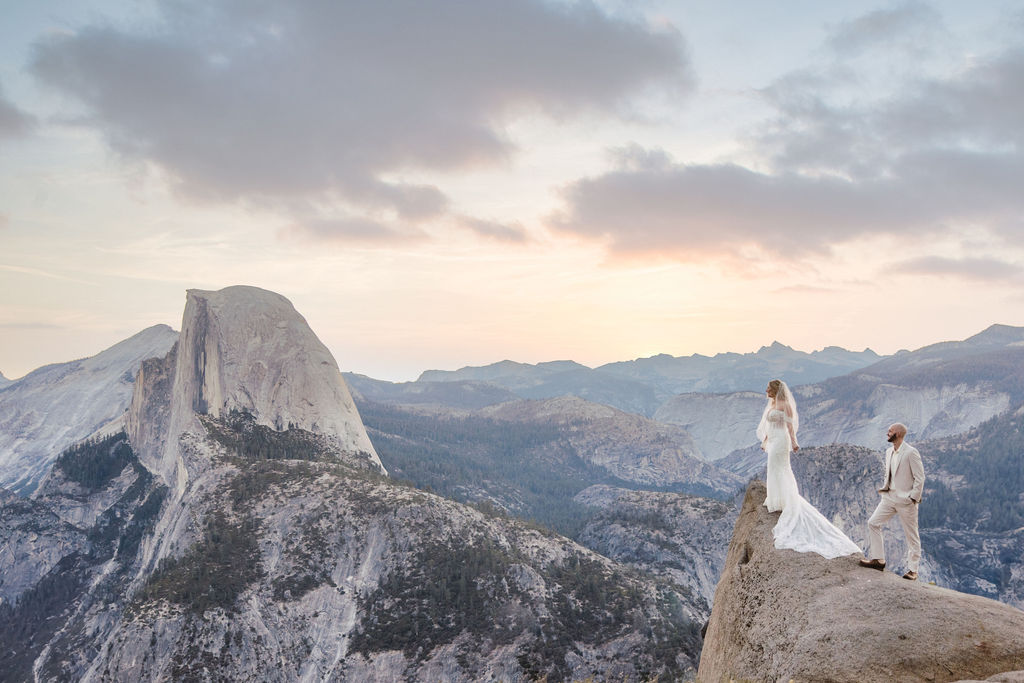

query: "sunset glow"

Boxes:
[2, 1, 1022, 381]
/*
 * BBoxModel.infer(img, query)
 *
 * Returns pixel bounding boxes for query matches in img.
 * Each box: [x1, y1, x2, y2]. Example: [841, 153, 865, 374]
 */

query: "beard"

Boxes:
[887, 434, 898, 443]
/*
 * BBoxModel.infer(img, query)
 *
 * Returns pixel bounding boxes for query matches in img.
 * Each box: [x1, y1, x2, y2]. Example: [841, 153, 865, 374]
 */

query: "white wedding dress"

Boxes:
[758, 403, 861, 559]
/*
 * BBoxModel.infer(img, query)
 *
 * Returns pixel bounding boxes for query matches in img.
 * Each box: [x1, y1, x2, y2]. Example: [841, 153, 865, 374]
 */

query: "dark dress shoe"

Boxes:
[903, 571, 918, 580]
[859, 558, 886, 570]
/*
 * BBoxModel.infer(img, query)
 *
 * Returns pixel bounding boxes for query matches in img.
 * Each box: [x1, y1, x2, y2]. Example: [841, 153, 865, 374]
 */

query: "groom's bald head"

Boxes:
[887, 423, 907, 444]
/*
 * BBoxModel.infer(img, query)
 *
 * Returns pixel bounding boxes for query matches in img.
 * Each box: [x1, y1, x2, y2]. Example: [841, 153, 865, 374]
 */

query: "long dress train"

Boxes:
[762, 409, 861, 558]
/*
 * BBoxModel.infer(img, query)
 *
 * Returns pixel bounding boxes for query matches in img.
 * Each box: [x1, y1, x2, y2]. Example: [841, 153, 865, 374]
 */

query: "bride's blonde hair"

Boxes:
[767, 379, 799, 433]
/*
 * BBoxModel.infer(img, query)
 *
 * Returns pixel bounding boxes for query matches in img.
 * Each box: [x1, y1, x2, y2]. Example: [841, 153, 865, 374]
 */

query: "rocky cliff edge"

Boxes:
[698, 480, 1024, 682]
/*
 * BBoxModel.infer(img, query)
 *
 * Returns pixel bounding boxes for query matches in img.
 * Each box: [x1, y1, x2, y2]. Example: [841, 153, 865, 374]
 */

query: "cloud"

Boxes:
[551, 159, 921, 258]
[0, 322, 63, 330]
[607, 142, 673, 172]
[898, 256, 1023, 281]
[0, 264, 94, 283]
[824, 2, 944, 58]
[459, 216, 528, 243]
[758, 48, 1024, 176]
[281, 216, 426, 244]
[0, 84, 34, 139]
[551, 9, 1024, 263]
[29, 0, 690, 240]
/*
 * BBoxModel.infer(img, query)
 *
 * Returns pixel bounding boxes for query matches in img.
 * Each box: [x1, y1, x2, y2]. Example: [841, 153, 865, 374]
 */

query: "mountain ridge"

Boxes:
[416, 341, 885, 408]
[657, 325, 1024, 461]
[0, 324, 178, 494]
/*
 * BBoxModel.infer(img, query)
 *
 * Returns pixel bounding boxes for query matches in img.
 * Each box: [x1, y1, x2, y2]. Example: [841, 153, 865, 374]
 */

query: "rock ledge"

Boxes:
[698, 481, 1024, 682]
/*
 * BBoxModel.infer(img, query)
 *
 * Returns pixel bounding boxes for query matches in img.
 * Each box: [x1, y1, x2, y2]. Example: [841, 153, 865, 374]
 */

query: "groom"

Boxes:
[859, 423, 926, 580]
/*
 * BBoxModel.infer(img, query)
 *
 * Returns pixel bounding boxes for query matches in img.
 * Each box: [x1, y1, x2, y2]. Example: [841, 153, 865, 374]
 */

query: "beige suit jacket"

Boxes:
[879, 441, 926, 503]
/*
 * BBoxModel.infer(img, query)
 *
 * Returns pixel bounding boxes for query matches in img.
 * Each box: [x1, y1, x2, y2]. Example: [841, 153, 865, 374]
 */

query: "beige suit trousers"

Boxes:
[867, 491, 921, 571]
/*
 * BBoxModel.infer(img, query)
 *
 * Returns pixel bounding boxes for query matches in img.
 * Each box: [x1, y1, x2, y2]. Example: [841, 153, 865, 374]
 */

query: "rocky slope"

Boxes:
[795, 325, 1024, 448]
[661, 377, 1011, 458]
[8, 399, 704, 682]
[34, 444, 144, 530]
[573, 485, 737, 616]
[86, 441, 701, 682]
[0, 325, 178, 494]
[698, 480, 1024, 682]
[0, 429, 166, 680]
[797, 380, 1013, 450]
[0, 487, 89, 608]
[480, 396, 741, 493]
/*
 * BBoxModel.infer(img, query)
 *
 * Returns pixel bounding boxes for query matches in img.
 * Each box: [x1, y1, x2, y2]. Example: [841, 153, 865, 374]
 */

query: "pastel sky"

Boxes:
[2, 0, 1023, 381]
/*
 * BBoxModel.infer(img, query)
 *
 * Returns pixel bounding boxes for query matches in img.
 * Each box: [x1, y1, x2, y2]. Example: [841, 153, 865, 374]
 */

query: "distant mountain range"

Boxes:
[597, 342, 883, 394]
[414, 343, 883, 416]
[657, 323, 1024, 460]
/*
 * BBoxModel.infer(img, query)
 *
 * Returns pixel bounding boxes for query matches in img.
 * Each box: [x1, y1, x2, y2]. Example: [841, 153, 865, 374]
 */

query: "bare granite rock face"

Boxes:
[33, 460, 140, 528]
[698, 480, 1024, 683]
[127, 286, 383, 489]
[0, 488, 88, 607]
[798, 381, 1012, 449]
[654, 391, 766, 461]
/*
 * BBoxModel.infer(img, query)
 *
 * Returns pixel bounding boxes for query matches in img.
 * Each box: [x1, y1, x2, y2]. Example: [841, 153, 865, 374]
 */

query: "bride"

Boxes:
[757, 379, 861, 558]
